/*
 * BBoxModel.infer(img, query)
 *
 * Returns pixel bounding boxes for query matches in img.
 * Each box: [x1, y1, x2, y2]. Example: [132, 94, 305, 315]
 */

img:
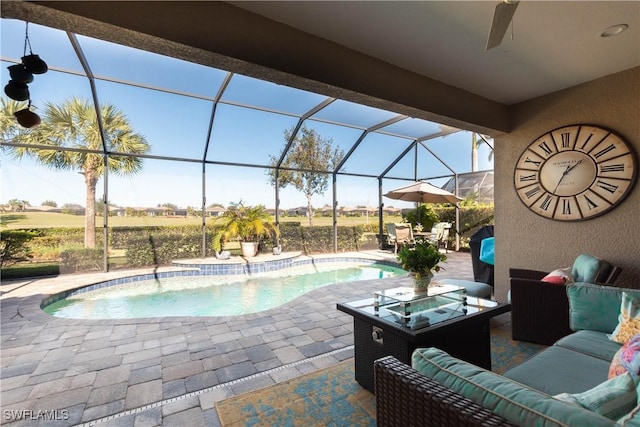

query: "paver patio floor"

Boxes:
[1, 250, 476, 426]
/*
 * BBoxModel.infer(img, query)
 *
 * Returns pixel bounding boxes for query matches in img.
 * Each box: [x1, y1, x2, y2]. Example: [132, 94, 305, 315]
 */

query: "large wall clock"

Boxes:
[514, 124, 637, 221]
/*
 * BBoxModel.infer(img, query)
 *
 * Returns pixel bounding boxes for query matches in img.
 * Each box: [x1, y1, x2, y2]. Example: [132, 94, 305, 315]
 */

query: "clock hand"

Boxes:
[565, 159, 583, 175]
[553, 165, 571, 194]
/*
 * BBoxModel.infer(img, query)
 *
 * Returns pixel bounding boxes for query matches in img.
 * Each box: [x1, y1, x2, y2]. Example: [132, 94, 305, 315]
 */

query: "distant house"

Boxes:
[265, 207, 285, 217]
[287, 206, 309, 217]
[353, 206, 378, 217]
[383, 206, 401, 216]
[206, 206, 227, 217]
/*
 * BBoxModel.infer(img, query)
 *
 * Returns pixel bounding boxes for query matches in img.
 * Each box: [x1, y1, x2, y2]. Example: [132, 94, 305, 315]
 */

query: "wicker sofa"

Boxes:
[374, 282, 640, 427]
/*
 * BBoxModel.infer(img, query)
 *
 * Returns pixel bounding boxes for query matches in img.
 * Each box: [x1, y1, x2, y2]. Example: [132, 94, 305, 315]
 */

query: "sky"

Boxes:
[1, 18, 493, 210]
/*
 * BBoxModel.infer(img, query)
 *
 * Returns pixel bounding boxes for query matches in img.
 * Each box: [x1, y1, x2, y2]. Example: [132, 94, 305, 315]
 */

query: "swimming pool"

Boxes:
[43, 262, 406, 319]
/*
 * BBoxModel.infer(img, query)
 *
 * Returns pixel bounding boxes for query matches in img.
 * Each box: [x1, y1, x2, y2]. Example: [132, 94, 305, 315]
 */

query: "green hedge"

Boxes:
[5, 206, 493, 276]
[432, 206, 494, 249]
[121, 228, 210, 267]
[60, 248, 104, 273]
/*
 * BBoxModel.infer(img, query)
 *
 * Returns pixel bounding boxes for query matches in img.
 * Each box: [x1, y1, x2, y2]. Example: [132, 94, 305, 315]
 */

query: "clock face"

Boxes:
[514, 125, 637, 221]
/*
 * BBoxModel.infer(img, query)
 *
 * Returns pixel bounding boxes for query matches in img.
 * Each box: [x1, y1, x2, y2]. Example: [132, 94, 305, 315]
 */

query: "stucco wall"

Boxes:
[494, 67, 640, 302]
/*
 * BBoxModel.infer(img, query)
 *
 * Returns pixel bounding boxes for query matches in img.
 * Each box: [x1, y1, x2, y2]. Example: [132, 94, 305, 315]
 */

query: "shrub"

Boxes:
[124, 231, 204, 266]
[60, 248, 104, 273]
[0, 230, 37, 268]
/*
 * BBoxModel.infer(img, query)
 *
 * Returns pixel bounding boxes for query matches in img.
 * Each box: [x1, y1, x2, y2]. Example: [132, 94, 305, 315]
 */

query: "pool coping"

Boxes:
[0, 250, 474, 426]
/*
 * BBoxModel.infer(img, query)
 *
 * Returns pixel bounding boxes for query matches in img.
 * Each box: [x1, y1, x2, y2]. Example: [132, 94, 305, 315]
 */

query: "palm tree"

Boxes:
[471, 133, 494, 172]
[1, 97, 150, 248]
[0, 98, 27, 141]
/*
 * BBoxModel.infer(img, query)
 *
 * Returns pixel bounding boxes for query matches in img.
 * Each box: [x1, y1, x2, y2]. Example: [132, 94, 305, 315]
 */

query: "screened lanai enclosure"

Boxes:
[1, 17, 494, 275]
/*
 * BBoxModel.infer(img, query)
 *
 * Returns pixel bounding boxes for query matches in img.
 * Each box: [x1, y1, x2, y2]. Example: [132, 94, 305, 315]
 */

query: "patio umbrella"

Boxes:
[384, 181, 463, 204]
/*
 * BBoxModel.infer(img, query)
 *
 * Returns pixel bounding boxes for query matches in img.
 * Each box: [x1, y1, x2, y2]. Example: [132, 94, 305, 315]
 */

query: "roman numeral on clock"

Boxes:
[600, 164, 625, 173]
[594, 144, 616, 159]
[584, 195, 598, 210]
[525, 186, 541, 199]
[538, 141, 553, 156]
[524, 157, 541, 167]
[539, 195, 553, 211]
[580, 133, 594, 150]
[596, 180, 619, 194]
[519, 173, 536, 182]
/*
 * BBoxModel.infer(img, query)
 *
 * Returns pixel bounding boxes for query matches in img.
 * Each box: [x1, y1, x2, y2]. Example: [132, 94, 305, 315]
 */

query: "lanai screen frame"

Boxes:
[1, 19, 494, 271]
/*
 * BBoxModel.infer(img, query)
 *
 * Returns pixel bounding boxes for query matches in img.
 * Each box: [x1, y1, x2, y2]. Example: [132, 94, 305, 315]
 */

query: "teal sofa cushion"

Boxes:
[503, 344, 611, 395]
[555, 330, 622, 362]
[412, 347, 617, 427]
[567, 283, 640, 333]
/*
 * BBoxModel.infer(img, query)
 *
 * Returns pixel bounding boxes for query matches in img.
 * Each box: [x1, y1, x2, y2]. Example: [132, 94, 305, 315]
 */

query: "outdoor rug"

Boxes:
[490, 317, 546, 374]
[216, 326, 546, 426]
[215, 360, 376, 427]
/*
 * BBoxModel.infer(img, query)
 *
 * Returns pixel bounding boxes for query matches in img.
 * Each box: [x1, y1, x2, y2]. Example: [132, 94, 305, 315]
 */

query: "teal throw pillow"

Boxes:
[554, 372, 637, 420]
[618, 404, 640, 427]
[571, 253, 606, 282]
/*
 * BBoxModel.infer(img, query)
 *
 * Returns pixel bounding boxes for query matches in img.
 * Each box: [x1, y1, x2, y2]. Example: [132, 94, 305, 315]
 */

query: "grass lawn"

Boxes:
[1, 211, 402, 229]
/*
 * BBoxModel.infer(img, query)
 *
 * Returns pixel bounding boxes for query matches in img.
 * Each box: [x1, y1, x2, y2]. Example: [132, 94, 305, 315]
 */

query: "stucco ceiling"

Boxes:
[231, 1, 640, 105]
[1, 1, 637, 134]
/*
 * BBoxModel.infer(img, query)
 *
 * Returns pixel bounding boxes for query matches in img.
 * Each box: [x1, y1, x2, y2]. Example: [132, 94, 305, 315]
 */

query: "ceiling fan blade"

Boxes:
[486, 1, 519, 50]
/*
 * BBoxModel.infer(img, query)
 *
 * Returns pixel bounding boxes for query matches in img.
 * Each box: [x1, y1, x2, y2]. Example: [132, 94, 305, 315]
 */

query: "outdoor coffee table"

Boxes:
[337, 285, 510, 393]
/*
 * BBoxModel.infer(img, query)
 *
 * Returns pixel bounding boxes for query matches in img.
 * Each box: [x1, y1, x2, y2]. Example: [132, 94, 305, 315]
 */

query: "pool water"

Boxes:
[43, 263, 406, 319]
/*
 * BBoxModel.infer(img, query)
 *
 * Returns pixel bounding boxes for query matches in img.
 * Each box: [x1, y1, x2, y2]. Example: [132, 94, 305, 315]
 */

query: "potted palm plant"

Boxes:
[212, 202, 279, 258]
[396, 240, 446, 290]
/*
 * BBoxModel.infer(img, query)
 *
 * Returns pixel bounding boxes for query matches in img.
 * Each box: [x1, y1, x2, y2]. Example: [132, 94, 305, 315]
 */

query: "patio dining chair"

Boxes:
[385, 223, 397, 251]
[392, 223, 415, 254]
[427, 222, 451, 253]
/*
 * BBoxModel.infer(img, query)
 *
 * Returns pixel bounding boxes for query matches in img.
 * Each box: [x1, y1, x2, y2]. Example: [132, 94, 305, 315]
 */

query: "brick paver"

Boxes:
[1, 250, 474, 425]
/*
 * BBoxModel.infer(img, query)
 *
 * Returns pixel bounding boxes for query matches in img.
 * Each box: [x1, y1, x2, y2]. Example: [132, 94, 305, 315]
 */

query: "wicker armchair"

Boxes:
[510, 254, 621, 345]
[374, 356, 515, 427]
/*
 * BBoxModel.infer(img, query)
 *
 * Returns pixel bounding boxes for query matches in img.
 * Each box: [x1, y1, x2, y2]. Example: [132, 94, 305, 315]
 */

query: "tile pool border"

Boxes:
[40, 253, 404, 309]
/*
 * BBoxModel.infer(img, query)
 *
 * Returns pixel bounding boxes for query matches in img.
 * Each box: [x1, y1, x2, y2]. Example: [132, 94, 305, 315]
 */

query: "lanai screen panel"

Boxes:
[205, 164, 278, 208]
[108, 158, 202, 211]
[299, 119, 363, 173]
[220, 74, 327, 116]
[310, 99, 399, 129]
[76, 35, 227, 99]
[91, 80, 213, 160]
[206, 103, 298, 166]
[340, 132, 413, 176]
[379, 117, 448, 140]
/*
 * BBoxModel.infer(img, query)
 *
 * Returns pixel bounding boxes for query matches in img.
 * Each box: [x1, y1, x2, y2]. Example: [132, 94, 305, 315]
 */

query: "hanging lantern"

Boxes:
[22, 54, 48, 75]
[8, 64, 34, 83]
[4, 80, 30, 101]
[14, 107, 41, 128]
[4, 21, 47, 128]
